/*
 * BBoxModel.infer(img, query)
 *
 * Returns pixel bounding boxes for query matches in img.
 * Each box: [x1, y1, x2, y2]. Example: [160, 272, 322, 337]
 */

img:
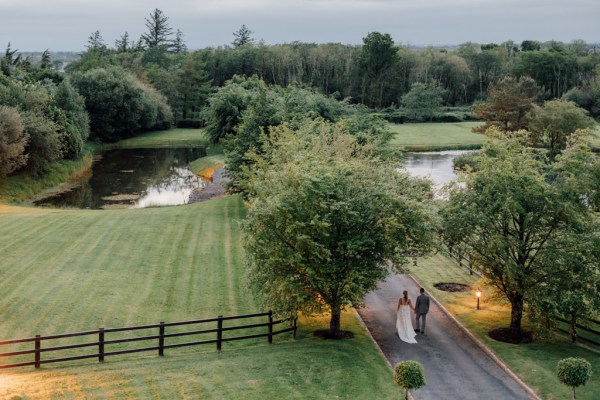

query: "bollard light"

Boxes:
[475, 288, 481, 310]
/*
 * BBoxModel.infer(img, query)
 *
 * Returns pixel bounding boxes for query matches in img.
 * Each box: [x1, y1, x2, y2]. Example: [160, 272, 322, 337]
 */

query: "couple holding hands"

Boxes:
[396, 288, 430, 344]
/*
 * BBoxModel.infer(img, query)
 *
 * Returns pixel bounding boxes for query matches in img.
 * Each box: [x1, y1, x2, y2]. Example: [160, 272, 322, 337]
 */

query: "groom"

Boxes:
[414, 288, 430, 334]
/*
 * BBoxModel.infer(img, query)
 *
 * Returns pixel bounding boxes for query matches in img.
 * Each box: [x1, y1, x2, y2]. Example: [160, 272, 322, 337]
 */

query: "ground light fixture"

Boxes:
[475, 288, 481, 310]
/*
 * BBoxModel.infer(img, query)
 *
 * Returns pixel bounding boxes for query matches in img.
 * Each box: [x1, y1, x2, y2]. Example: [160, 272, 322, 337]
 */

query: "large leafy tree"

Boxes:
[441, 132, 599, 339]
[401, 82, 447, 121]
[242, 121, 434, 336]
[527, 100, 595, 160]
[0, 106, 28, 178]
[472, 76, 543, 133]
[358, 32, 398, 107]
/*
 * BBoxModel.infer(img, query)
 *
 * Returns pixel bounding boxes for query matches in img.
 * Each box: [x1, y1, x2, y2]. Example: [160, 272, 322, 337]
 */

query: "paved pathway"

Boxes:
[357, 274, 533, 400]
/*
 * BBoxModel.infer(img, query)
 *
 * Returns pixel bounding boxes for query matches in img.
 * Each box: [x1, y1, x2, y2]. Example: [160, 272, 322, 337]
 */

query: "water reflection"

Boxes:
[35, 147, 208, 209]
[403, 150, 472, 189]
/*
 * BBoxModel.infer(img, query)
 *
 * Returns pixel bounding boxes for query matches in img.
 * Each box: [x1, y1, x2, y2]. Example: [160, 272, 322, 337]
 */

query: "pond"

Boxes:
[34, 147, 208, 209]
[403, 150, 473, 189]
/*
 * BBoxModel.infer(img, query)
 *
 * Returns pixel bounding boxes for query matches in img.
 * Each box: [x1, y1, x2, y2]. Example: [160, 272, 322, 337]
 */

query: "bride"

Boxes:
[396, 290, 417, 343]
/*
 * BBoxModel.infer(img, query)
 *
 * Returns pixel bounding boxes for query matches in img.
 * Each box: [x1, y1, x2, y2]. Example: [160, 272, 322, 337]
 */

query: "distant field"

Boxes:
[387, 122, 485, 150]
[410, 253, 599, 400]
[0, 198, 398, 399]
[110, 128, 210, 148]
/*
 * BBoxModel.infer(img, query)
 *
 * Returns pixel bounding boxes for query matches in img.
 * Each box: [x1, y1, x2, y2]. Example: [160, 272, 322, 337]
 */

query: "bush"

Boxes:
[394, 361, 426, 400]
[557, 357, 592, 399]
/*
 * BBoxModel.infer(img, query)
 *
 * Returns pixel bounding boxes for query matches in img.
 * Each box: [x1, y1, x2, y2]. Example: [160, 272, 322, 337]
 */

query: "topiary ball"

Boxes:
[557, 357, 592, 388]
[394, 360, 426, 390]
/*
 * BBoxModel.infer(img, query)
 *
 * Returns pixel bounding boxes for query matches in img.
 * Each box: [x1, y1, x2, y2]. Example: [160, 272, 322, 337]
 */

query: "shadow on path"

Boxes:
[357, 274, 532, 400]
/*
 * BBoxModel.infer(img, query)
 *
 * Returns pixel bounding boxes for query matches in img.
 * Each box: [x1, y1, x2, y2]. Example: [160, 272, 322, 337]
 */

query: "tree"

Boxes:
[115, 32, 130, 53]
[39, 50, 52, 69]
[71, 66, 171, 142]
[401, 82, 447, 121]
[232, 25, 255, 48]
[393, 361, 426, 400]
[556, 358, 592, 399]
[441, 132, 599, 339]
[358, 32, 398, 107]
[472, 76, 543, 133]
[0, 106, 28, 178]
[142, 9, 173, 50]
[172, 29, 187, 53]
[87, 30, 106, 52]
[242, 121, 434, 336]
[521, 40, 541, 52]
[527, 100, 595, 160]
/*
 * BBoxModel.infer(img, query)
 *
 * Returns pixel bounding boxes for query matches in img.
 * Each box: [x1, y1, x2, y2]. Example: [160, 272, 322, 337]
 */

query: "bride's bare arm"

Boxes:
[408, 299, 415, 312]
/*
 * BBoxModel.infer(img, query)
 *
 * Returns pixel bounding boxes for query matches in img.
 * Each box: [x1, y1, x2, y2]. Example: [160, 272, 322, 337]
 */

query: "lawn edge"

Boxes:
[407, 274, 541, 400]
[352, 307, 416, 400]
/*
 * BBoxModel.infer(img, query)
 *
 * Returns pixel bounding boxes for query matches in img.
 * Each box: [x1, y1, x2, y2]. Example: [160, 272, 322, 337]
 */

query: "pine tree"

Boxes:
[172, 29, 187, 53]
[141, 9, 173, 50]
[232, 24, 254, 48]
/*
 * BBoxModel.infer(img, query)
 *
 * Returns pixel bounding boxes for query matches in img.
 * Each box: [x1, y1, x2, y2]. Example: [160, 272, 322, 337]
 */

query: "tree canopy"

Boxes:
[242, 120, 435, 336]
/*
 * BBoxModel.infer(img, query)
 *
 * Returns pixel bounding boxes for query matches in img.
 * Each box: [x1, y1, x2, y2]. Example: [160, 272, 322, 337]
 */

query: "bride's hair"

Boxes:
[402, 290, 408, 301]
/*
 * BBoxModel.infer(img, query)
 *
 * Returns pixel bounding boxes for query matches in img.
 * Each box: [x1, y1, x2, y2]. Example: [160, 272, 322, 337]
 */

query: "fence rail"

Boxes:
[0, 311, 297, 370]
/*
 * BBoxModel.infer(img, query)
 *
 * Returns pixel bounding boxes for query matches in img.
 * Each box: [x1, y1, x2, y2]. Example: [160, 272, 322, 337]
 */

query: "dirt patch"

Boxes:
[434, 282, 471, 292]
[313, 330, 355, 340]
[488, 327, 533, 344]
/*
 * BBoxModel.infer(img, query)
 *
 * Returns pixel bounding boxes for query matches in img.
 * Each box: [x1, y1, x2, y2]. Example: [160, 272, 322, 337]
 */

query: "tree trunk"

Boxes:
[509, 296, 524, 337]
[329, 303, 341, 337]
[405, 388, 409, 400]
[572, 386, 576, 400]
[570, 312, 577, 343]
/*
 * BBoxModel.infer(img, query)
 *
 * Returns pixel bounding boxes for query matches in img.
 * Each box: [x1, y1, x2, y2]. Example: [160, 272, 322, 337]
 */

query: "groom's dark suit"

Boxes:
[415, 293, 430, 333]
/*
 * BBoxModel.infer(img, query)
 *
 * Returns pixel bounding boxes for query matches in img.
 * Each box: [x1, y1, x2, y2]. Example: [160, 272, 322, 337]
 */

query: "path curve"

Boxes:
[357, 274, 533, 400]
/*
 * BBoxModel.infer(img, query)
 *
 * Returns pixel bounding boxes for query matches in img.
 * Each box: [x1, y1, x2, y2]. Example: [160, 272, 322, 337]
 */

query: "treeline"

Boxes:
[2, 7, 600, 180]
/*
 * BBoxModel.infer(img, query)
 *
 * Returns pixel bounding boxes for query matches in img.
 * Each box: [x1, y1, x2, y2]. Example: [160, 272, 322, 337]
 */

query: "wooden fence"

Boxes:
[0, 311, 297, 370]
[444, 246, 600, 346]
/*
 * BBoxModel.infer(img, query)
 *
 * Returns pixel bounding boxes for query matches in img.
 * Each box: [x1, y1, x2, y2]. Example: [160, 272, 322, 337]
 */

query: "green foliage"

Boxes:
[242, 121, 435, 335]
[232, 24, 255, 48]
[53, 79, 90, 158]
[21, 111, 63, 174]
[527, 100, 595, 159]
[0, 106, 28, 177]
[557, 357, 592, 398]
[401, 82, 447, 121]
[393, 361, 426, 399]
[142, 8, 173, 51]
[472, 76, 544, 133]
[203, 75, 266, 143]
[441, 131, 600, 336]
[71, 66, 172, 141]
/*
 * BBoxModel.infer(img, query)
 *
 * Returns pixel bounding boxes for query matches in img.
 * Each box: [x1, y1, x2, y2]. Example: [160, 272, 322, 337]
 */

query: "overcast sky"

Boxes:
[1, 0, 598, 51]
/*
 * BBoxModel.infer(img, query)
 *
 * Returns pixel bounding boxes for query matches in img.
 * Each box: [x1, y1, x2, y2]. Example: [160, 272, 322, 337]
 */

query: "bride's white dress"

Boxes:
[396, 305, 417, 343]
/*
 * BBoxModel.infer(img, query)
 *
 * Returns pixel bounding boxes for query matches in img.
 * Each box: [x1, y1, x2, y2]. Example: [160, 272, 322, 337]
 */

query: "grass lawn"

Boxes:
[0, 198, 398, 399]
[409, 253, 599, 400]
[109, 128, 210, 148]
[387, 121, 485, 150]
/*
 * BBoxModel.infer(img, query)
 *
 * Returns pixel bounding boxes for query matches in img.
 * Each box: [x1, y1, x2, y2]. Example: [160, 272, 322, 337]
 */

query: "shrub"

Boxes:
[177, 119, 204, 128]
[394, 360, 426, 400]
[557, 357, 592, 400]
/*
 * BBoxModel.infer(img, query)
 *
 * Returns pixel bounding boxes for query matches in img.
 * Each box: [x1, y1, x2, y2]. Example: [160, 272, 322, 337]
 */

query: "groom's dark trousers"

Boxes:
[415, 293, 430, 333]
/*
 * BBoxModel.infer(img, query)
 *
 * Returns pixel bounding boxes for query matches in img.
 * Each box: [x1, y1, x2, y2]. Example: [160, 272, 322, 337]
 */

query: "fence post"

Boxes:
[159, 322, 165, 356]
[217, 316, 223, 351]
[293, 317, 297, 339]
[99, 328, 105, 362]
[34, 335, 41, 369]
[268, 311, 273, 344]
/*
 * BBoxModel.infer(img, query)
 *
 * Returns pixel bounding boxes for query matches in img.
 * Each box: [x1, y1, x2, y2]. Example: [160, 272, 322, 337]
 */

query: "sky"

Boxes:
[0, 0, 598, 51]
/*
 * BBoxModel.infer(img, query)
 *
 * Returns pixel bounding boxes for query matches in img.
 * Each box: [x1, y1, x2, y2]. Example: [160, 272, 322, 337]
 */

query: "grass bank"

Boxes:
[409, 253, 599, 400]
[0, 197, 398, 399]
[387, 121, 485, 151]
[108, 128, 210, 149]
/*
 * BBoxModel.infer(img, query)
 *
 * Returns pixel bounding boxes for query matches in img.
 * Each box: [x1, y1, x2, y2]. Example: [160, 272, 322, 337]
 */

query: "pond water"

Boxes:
[403, 150, 472, 189]
[34, 147, 208, 209]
